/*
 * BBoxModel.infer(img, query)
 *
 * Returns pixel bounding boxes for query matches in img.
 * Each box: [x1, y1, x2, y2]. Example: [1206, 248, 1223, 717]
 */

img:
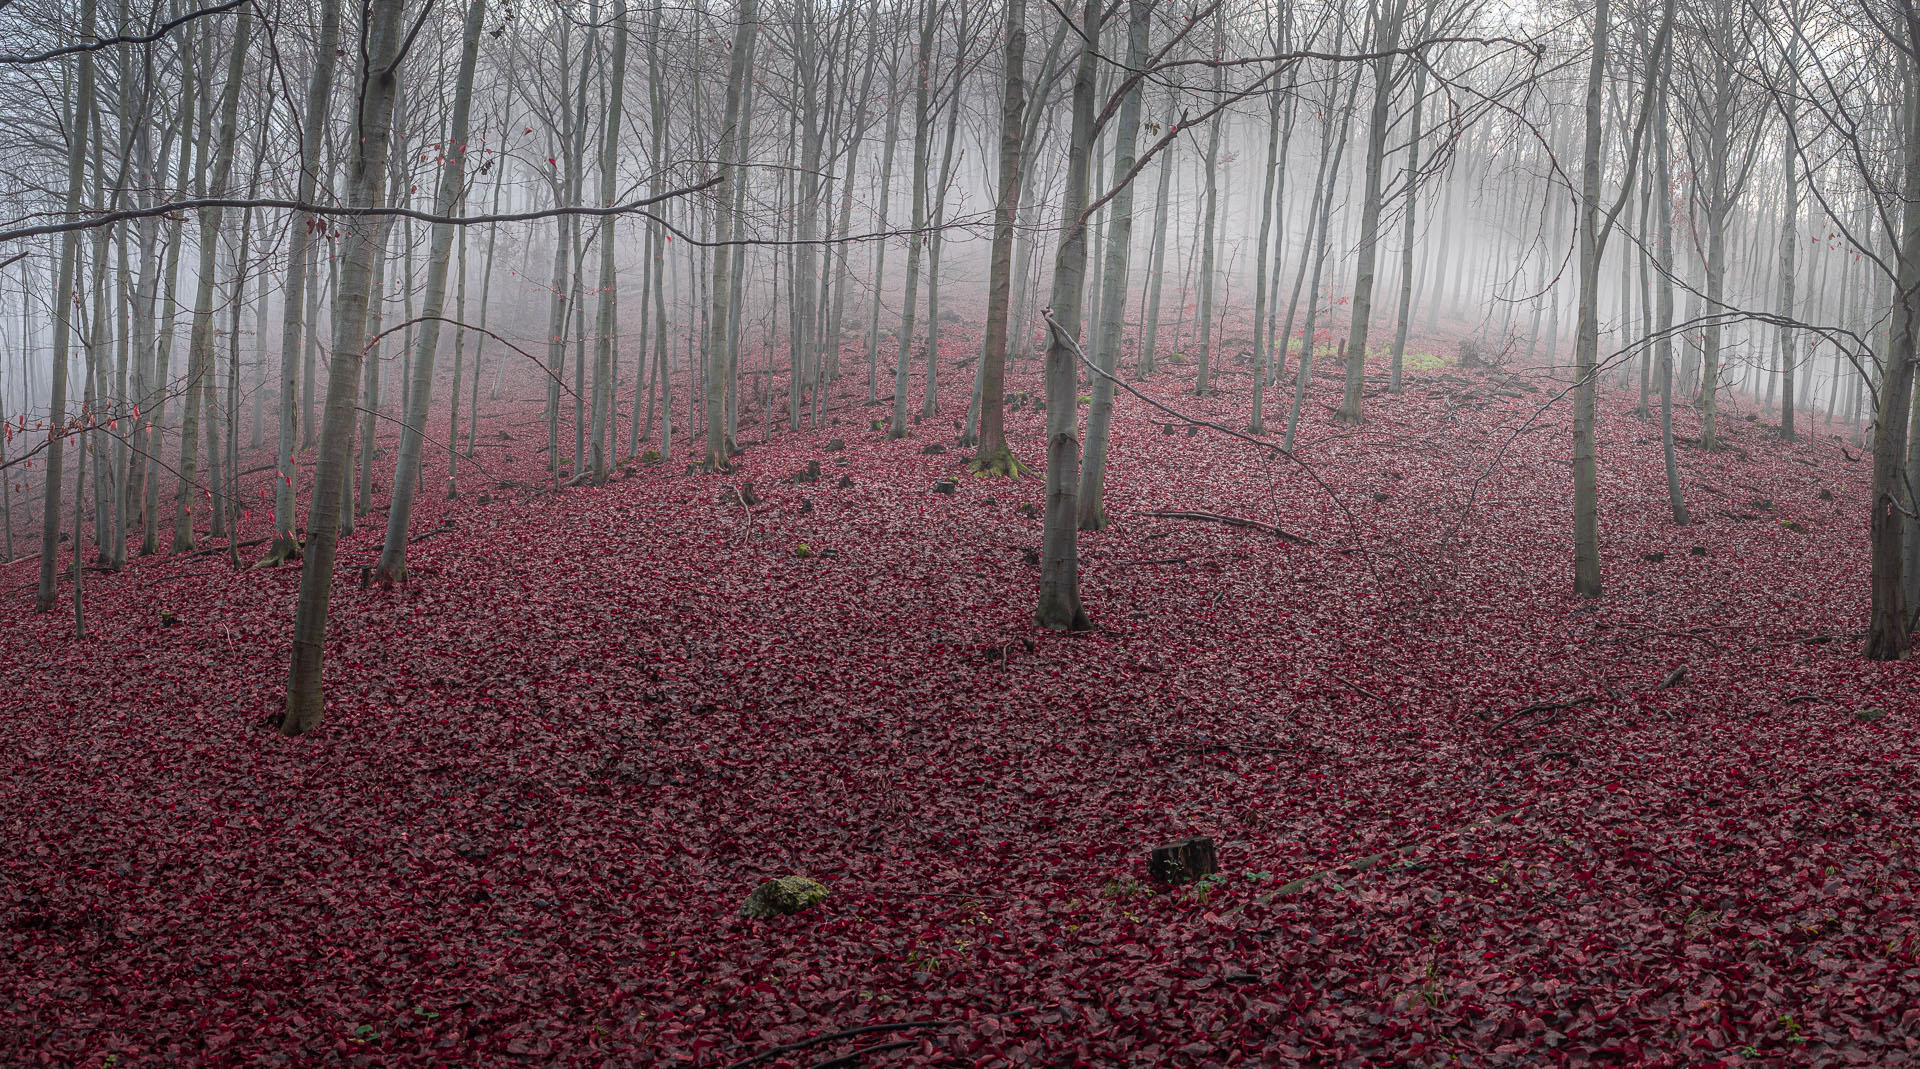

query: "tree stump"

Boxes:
[1149, 837, 1218, 884]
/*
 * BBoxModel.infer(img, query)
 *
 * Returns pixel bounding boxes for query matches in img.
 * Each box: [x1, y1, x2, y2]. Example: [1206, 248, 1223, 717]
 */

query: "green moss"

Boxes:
[741, 876, 830, 918]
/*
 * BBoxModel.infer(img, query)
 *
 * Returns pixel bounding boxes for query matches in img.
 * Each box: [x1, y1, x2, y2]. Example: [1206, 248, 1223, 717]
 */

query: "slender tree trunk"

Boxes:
[283, 0, 409, 735]
[34, 0, 96, 612]
[971, 0, 1027, 475]
[1571, 0, 1610, 598]
[169, 4, 252, 554]
[703, 0, 760, 468]
[1336, 0, 1407, 423]
[1077, 0, 1151, 529]
[264, 0, 342, 564]
[1865, 39, 1920, 660]
[1035, 0, 1101, 633]
[891, 0, 936, 439]
[1388, 59, 1427, 393]
[1250, 57, 1284, 432]
[1193, 19, 1225, 394]
[375, 0, 486, 582]
[1139, 81, 1178, 376]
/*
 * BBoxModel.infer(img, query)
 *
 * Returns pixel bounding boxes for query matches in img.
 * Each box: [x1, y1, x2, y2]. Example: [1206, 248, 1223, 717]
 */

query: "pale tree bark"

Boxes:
[1336, 0, 1408, 423]
[264, 0, 342, 566]
[1249, 44, 1286, 432]
[1571, 0, 1611, 598]
[703, 0, 759, 468]
[1036, 0, 1101, 633]
[1193, 17, 1225, 394]
[1865, 22, 1920, 661]
[1654, 38, 1686, 526]
[788, 6, 824, 431]
[170, 2, 252, 553]
[1387, 56, 1428, 393]
[588, 2, 628, 480]
[1077, 0, 1151, 530]
[891, 0, 937, 440]
[971, 0, 1028, 476]
[142, 46, 198, 557]
[1139, 80, 1178, 376]
[34, 0, 97, 612]
[1572, 0, 1671, 598]
[1284, 55, 1363, 451]
[282, 0, 410, 736]
[865, 87, 902, 405]
[374, 0, 487, 584]
[922, 34, 969, 422]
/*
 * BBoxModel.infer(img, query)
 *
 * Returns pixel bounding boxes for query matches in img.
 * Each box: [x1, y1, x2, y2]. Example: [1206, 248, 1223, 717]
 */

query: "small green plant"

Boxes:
[1077, 394, 1091, 404]
[1101, 877, 1155, 903]
[412, 1006, 439, 1020]
[795, 544, 813, 558]
[1243, 871, 1276, 884]
[350, 1024, 379, 1042]
[1402, 351, 1450, 373]
[1780, 1015, 1807, 1045]
[1168, 352, 1189, 365]
[1188, 871, 1227, 903]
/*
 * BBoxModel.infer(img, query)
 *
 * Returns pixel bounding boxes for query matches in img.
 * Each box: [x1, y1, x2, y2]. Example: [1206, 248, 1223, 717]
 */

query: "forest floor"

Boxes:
[3, 327, 1917, 1067]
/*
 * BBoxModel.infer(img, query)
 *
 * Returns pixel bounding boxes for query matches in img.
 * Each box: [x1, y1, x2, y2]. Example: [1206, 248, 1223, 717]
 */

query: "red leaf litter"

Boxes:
[2, 333, 1916, 1067]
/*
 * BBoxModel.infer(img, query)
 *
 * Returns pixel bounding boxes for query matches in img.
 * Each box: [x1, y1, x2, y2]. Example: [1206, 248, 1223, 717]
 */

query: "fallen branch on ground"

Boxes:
[1140, 510, 1315, 545]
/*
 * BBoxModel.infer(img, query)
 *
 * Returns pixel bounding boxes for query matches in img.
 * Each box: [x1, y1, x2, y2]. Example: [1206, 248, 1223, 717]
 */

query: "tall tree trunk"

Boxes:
[1139, 81, 1178, 376]
[1571, 0, 1610, 598]
[283, 0, 409, 735]
[264, 0, 341, 565]
[890, 0, 936, 440]
[1035, 0, 1101, 633]
[34, 0, 96, 612]
[1193, 19, 1225, 394]
[1654, 40, 1686, 526]
[169, 3, 252, 553]
[1388, 60, 1427, 393]
[1865, 36, 1920, 661]
[1250, 56, 1284, 432]
[588, 2, 628, 481]
[1077, 0, 1151, 530]
[703, 0, 759, 468]
[971, 0, 1028, 475]
[375, 0, 486, 583]
[1336, 0, 1407, 423]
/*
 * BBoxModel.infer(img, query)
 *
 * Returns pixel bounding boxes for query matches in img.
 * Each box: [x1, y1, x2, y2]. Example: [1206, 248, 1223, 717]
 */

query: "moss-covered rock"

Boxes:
[741, 876, 830, 918]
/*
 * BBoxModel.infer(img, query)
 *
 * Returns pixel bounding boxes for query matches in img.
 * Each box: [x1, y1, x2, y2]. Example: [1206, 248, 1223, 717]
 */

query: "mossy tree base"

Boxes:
[970, 448, 1031, 478]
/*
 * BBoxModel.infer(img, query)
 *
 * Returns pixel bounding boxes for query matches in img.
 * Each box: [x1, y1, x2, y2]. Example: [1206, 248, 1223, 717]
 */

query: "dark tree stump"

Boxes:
[1149, 837, 1218, 884]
